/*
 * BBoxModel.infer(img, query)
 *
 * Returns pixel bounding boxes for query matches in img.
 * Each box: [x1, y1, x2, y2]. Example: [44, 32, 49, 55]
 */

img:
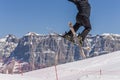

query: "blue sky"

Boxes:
[0, 0, 120, 37]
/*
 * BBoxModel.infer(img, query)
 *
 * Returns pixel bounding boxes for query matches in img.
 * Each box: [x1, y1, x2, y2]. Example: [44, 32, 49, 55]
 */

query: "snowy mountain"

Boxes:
[0, 51, 120, 80]
[88, 33, 120, 56]
[0, 34, 18, 58]
[1, 32, 120, 72]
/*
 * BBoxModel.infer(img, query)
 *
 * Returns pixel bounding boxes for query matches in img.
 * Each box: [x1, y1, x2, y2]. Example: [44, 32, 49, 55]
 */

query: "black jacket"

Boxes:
[68, 0, 91, 17]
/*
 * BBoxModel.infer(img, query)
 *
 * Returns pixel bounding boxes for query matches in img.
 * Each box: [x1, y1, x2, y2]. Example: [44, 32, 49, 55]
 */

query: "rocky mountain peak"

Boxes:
[5, 34, 18, 43]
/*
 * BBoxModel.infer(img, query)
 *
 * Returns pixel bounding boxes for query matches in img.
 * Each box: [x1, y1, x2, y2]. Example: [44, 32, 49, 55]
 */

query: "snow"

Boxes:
[0, 38, 6, 42]
[25, 32, 41, 36]
[101, 33, 120, 40]
[0, 74, 39, 80]
[1, 51, 120, 80]
[102, 33, 120, 37]
[49, 33, 56, 36]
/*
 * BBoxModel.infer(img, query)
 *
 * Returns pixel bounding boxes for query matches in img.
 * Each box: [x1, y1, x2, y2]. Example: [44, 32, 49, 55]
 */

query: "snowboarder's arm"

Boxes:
[68, 0, 79, 4]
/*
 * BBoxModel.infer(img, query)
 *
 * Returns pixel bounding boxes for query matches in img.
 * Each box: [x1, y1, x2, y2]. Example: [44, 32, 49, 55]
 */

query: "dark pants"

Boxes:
[67, 13, 91, 41]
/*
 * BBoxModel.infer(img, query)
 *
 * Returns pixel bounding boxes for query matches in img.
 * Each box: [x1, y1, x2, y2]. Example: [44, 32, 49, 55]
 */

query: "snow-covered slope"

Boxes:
[1, 51, 120, 80]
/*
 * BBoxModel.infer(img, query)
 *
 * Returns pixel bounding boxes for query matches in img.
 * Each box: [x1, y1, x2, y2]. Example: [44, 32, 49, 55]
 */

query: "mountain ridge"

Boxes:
[0, 32, 120, 73]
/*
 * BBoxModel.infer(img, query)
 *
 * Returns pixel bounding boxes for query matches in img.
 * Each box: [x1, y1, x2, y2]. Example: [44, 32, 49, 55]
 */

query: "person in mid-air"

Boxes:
[63, 0, 92, 45]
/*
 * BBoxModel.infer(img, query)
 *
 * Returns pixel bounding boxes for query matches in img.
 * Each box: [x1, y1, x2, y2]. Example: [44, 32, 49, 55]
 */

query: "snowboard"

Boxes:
[68, 22, 86, 59]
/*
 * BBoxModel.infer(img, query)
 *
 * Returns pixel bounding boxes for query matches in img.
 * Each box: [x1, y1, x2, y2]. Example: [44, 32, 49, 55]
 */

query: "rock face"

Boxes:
[88, 33, 120, 56]
[0, 34, 18, 58]
[12, 32, 76, 70]
[1, 32, 120, 72]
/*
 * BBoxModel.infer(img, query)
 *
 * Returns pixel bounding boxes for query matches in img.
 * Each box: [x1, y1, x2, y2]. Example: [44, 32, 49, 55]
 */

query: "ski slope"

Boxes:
[1, 51, 120, 80]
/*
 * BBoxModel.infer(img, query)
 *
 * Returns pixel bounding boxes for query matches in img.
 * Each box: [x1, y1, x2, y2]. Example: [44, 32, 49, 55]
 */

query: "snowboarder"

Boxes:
[63, 0, 92, 45]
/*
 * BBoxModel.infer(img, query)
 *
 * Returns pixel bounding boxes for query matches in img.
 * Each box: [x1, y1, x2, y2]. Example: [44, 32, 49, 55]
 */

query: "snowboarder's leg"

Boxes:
[63, 13, 84, 43]
[78, 16, 91, 41]
[71, 23, 83, 45]
[65, 23, 81, 35]
[63, 13, 81, 35]
[62, 23, 81, 43]
[75, 14, 84, 45]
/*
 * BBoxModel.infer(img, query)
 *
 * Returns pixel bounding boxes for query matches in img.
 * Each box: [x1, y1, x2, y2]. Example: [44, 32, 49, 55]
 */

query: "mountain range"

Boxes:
[0, 32, 120, 72]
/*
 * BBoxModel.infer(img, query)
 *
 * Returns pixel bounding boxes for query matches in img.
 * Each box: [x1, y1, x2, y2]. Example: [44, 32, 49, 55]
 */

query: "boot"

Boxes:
[62, 32, 74, 43]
